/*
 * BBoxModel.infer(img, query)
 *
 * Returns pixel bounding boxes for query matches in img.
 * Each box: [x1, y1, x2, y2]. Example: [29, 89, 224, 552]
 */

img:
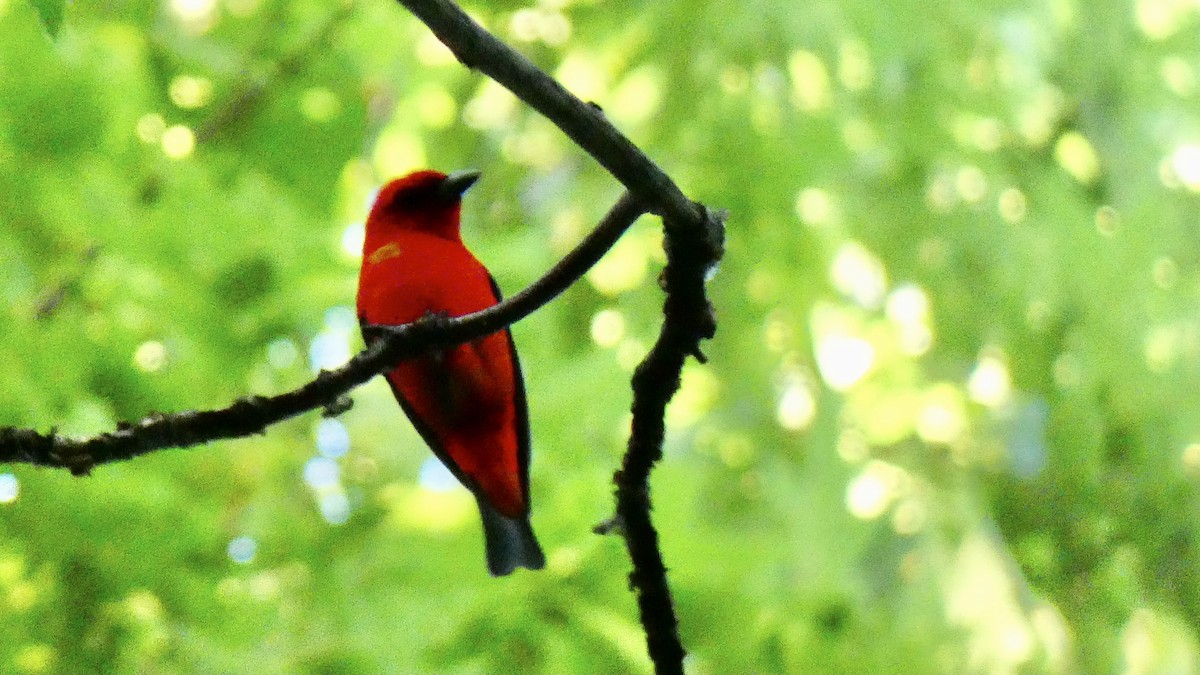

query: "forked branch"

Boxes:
[391, 2, 726, 673]
[1, 2, 726, 673]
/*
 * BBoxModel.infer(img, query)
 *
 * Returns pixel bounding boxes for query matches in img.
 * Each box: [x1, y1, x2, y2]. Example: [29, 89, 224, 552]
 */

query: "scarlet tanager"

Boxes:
[356, 169, 545, 576]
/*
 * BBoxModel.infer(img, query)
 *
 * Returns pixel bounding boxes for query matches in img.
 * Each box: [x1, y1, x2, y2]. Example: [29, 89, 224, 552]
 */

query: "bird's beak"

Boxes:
[439, 170, 481, 200]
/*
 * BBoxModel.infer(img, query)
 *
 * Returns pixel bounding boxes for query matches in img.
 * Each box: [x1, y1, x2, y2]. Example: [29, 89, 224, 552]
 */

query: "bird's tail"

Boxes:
[477, 497, 545, 576]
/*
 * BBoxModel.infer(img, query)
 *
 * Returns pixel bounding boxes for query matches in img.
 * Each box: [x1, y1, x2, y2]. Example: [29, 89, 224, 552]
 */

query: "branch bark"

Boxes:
[394, 0, 704, 226]
[5, 2, 727, 672]
[390, 2, 726, 673]
[0, 194, 646, 474]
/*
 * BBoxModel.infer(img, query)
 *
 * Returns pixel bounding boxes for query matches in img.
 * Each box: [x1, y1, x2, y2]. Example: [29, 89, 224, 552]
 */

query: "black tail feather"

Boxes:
[477, 497, 545, 576]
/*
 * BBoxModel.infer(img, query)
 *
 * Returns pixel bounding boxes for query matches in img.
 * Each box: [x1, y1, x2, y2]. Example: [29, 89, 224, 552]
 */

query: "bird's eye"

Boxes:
[390, 182, 441, 210]
[390, 190, 417, 210]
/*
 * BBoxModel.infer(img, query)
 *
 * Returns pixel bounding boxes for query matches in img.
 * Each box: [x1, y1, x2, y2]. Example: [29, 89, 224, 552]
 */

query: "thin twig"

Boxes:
[34, 243, 101, 321]
[0, 195, 646, 474]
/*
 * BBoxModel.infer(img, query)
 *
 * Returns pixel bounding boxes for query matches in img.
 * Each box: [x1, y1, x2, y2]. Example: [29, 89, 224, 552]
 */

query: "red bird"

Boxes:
[356, 169, 545, 576]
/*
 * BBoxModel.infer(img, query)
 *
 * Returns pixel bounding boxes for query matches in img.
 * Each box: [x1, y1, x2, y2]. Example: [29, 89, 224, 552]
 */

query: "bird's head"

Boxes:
[366, 169, 481, 242]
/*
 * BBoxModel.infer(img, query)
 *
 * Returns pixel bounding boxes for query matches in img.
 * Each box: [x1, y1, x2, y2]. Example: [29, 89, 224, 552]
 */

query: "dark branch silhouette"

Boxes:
[613, 207, 723, 675]
[0, 194, 646, 473]
[395, 0, 704, 226]
[3, 1, 727, 672]
[391, 2, 726, 673]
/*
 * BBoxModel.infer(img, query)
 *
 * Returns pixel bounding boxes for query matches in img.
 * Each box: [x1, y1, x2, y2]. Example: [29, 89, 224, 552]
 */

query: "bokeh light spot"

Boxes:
[1122, 607, 1164, 675]
[320, 493, 350, 525]
[763, 313, 794, 352]
[972, 117, 1004, 152]
[463, 81, 517, 130]
[846, 460, 908, 520]
[837, 430, 869, 464]
[815, 333, 875, 391]
[418, 457, 459, 492]
[1161, 56, 1196, 96]
[837, 38, 873, 91]
[309, 332, 350, 371]
[886, 284, 930, 325]
[788, 50, 831, 112]
[414, 86, 456, 128]
[830, 241, 887, 309]
[1017, 86, 1064, 148]
[548, 547, 583, 577]
[968, 351, 1012, 408]
[1054, 131, 1100, 184]
[1136, 0, 1189, 39]
[892, 498, 927, 535]
[666, 365, 719, 429]
[384, 482, 473, 532]
[304, 456, 340, 490]
[0, 473, 18, 504]
[587, 234, 649, 296]
[1182, 443, 1200, 475]
[315, 418, 350, 459]
[777, 378, 817, 431]
[227, 536, 257, 564]
[13, 644, 54, 675]
[1145, 325, 1180, 373]
[341, 222, 365, 259]
[1053, 352, 1082, 388]
[610, 67, 663, 126]
[510, 8, 541, 41]
[916, 384, 967, 444]
[556, 51, 608, 102]
[133, 340, 167, 372]
[590, 309, 626, 347]
[161, 125, 195, 159]
[718, 435, 756, 468]
[415, 33, 456, 66]
[955, 165, 987, 203]
[1170, 144, 1200, 192]
[720, 65, 750, 95]
[795, 187, 837, 227]
[372, 128, 426, 179]
[847, 470, 889, 519]
[926, 174, 957, 213]
[170, 0, 217, 32]
[501, 125, 567, 168]
[746, 269, 780, 305]
[841, 118, 878, 154]
[169, 75, 213, 109]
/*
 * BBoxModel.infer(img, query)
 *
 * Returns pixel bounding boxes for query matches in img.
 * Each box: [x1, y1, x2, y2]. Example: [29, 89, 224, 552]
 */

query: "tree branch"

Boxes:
[389, 2, 727, 673]
[394, 0, 704, 226]
[613, 205, 723, 675]
[0, 193, 646, 475]
[10, 1, 727, 671]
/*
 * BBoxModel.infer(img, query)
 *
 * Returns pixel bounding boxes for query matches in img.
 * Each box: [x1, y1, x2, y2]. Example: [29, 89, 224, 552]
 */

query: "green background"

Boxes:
[3, 0, 1200, 672]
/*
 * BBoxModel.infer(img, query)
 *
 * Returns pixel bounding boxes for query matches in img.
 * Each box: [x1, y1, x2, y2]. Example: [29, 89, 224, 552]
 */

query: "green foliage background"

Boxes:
[3, 0, 1200, 672]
